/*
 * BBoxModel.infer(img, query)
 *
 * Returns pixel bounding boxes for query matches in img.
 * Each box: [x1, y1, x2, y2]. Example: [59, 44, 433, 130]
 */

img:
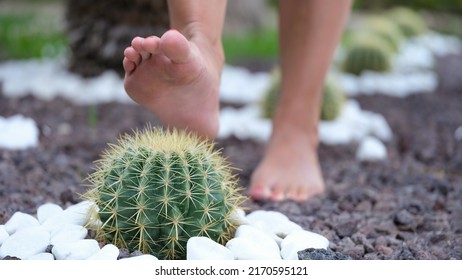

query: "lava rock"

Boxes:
[335, 220, 357, 238]
[298, 248, 352, 260]
[2, 256, 21, 260]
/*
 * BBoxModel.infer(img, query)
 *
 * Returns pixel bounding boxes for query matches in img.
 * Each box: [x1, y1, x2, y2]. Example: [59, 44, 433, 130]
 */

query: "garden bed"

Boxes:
[0, 52, 461, 259]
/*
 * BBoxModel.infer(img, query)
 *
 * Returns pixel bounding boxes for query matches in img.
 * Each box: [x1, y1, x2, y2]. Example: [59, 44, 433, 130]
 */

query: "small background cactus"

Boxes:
[341, 33, 393, 75]
[360, 15, 405, 53]
[261, 68, 346, 121]
[83, 127, 245, 260]
[320, 76, 346, 121]
[386, 6, 427, 37]
[260, 67, 281, 119]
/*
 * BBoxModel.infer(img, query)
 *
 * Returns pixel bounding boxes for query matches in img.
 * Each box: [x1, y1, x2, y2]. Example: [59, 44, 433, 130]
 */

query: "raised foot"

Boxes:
[123, 29, 223, 139]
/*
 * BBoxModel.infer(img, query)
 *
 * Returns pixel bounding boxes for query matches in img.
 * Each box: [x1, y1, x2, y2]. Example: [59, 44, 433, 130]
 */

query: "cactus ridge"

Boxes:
[342, 36, 392, 75]
[83, 127, 245, 259]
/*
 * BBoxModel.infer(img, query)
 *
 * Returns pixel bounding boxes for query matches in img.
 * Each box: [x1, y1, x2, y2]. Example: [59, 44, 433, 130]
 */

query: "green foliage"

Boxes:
[261, 68, 346, 121]
[342, 34, 393, 75]
[0, 12, 67, 59]
[353, 0, 462, 14]
[222, 27, 278, 63]
[87, 105, 98, 129]
[83, 127, 245, 260]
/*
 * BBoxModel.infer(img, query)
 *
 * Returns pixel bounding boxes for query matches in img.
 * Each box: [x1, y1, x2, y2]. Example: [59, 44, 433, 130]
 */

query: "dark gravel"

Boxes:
[298, 248, 352, 260]
[0, 54, 461, 260]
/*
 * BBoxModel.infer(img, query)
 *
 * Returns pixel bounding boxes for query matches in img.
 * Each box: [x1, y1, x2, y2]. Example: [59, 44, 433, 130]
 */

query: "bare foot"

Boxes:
[249, 126, 325, 202]
[123, 29, 223, 139]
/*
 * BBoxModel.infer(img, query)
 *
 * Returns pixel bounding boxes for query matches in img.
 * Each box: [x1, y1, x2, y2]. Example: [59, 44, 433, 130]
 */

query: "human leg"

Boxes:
[249, 0, 352, 202]
[123, 0, 227, 139]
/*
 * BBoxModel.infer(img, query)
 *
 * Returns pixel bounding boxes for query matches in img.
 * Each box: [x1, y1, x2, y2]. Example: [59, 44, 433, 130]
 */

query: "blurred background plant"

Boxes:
[0, 0, 461, 67]
[353, 0, 462, 38]
[0, 0, 67, 60]
[353, 0, 462, 13]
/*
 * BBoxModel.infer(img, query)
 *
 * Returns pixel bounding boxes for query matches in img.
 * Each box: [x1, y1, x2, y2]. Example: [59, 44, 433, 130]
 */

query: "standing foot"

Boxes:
[249, 126, 325, 202]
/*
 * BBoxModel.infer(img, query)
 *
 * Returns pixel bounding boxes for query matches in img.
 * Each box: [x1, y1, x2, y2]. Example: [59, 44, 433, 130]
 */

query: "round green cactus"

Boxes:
[321, 77, 346, 121]
[342, 34, 392, 75]
[361, 15, 405, 53]
[386, 7, 427, 38]
[261, 67, 281, 119]
[261, 68, 345, 121]
[83, 127, 245, 260]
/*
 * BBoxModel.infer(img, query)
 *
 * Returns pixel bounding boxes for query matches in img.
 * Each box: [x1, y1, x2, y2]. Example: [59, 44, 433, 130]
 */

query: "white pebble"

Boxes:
[234, 225, 281, 254]
[366, 113, 393, 142]
[219, 65, 270, 104]
[319, 100, 392, 146]
[0, 115, 39, 150]
[0, 226, 50, 259]
[226, 237, 281, 260]
[218, 106, 272, 142]
[455, 126, 462, 141]
[186, 237, 234, 260]
[319, 121, 357, 145]
[50, 224, 88, 246]
[280, 230, 329, 260]
[120, 254, 158, 260]
[87, 244, 120, 260]
[356, 136, 388, 162]
[37, 203, 63, 224]
[246, 210, 289, 222]
[4, 212, 40, 235]
[246, 210, 302, 238]
[26, 253, 55, 260]
[0, 225, 9, 245]
[229, 208, 248, 226]
[52, 239, 100, 260]
[41, 200, 94, 232]
[62, 200, 94, 226]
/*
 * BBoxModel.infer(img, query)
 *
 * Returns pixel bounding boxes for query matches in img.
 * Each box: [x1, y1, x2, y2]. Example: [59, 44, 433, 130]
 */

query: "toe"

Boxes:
[123, 57, 136, 74]
[142, 36, 161, 55]
[285, 187, 301, 202]
[124, 47, 142, 65]
[249, 185, 271, 201]
[269, 186, 286, 202]
[131, 37, 151, 60]
[160, 29, 192, 63]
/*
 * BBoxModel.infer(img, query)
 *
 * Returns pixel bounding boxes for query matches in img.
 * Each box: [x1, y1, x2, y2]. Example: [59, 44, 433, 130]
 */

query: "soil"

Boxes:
[0, 54, 461, 260]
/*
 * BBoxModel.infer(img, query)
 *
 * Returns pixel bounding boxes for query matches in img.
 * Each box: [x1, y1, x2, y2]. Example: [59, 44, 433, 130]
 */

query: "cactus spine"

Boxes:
[83, 127, 245, 260]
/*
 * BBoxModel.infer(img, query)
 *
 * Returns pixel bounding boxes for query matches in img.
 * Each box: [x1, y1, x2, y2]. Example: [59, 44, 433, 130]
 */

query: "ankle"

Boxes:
[178, 22, 225, 69]
[271, 119, 319, 149]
